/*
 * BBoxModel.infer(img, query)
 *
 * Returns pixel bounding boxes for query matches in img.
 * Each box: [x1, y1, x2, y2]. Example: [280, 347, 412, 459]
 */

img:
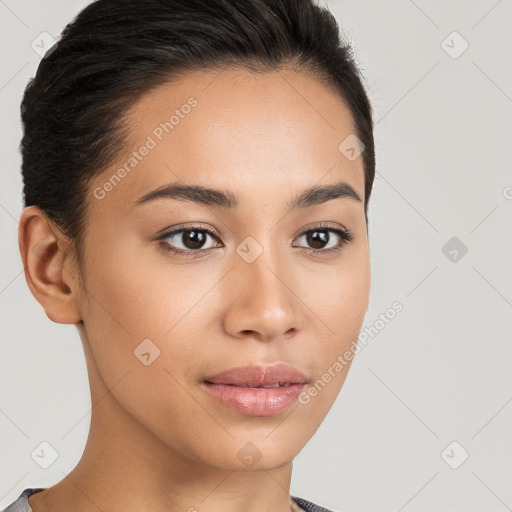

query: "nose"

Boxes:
[222, 246, 302, 343]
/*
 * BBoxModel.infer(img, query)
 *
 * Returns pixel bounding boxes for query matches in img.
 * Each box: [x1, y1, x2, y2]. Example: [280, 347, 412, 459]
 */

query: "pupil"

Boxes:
[308, 230, 328, 249]
[184, 230, 206, 249]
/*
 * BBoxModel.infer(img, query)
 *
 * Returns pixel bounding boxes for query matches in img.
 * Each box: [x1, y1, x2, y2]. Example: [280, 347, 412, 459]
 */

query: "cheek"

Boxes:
[300, 243, 370, 337]
[294, 247, 370, 405]
[79, 231, 218, 393]
[78, 244, 212, 442]
[82, 227, 195, 336]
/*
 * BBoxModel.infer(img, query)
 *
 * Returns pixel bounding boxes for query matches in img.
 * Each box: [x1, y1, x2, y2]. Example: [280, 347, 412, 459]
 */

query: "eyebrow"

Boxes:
[134, 180, 362, 210]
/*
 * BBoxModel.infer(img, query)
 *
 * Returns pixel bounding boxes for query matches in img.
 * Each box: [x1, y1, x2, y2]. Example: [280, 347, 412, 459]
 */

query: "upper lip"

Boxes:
[204, 363, 307, 387]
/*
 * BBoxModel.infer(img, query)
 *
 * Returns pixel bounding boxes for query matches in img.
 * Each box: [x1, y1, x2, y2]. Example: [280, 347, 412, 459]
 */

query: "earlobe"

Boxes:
[18, 206, 83, 324]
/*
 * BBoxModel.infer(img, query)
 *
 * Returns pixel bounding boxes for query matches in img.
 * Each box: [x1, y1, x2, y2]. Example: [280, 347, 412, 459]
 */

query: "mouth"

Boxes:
[202, 363, 308, 416]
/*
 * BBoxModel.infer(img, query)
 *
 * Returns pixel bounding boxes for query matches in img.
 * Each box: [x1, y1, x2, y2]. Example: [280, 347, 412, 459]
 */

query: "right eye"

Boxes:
[156, 225, 223, 256]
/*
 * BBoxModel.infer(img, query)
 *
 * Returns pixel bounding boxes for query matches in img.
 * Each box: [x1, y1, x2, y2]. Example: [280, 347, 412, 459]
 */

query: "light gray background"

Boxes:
[1, 1, 511, 511]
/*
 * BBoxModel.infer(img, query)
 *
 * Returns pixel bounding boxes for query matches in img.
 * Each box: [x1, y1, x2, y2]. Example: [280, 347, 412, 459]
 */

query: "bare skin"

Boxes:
[19, 67, 371, 512]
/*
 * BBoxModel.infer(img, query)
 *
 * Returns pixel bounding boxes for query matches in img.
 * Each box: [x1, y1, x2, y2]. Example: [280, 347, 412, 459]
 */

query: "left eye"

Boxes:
[293, 227, 353, 251]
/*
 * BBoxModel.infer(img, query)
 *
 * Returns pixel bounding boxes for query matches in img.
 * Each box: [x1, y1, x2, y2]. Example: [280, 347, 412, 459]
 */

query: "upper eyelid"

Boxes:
[158, 222, 347, 237]
[294, 221, 349, 236]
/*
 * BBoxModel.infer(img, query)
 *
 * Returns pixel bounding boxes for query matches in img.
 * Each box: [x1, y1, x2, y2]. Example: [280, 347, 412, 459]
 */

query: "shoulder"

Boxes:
[0, 488, 44, 512]
[291, 495, 337, 512]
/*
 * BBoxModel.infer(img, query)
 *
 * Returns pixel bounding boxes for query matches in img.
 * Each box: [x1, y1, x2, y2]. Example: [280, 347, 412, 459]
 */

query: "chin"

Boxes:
[202, 435, 301, 473]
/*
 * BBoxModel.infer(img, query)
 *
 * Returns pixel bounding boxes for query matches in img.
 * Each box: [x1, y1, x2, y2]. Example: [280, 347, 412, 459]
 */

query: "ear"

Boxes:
[18, 206, 82, 324]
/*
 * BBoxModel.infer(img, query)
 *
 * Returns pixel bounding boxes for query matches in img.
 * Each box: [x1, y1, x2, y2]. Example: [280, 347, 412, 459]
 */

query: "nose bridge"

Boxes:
[224, 234, 300, 341]
[242, 241, 286, 305]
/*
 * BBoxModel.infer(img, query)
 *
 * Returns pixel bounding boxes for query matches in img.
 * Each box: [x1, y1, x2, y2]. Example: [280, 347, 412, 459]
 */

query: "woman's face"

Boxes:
[77, 67, 370, 471]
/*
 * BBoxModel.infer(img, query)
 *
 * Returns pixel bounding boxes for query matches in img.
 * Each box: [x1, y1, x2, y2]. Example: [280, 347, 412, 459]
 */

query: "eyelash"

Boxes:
[155, 222, 354, 259]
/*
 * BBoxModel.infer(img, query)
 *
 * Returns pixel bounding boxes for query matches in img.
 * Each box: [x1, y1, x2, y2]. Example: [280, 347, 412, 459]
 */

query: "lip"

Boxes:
[202, 363, 307, 416]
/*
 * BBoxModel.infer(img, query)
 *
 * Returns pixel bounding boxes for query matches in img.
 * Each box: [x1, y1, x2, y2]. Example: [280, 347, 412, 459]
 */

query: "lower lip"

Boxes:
[202, 382, 306, 416]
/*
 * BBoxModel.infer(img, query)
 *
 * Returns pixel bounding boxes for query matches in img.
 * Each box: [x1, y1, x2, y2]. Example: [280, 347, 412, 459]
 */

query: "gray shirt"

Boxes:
[1, 488, 336, 512]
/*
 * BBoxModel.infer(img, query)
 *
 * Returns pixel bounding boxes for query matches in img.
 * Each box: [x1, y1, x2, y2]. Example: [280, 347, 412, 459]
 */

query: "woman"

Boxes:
[4, 0, 375, 510]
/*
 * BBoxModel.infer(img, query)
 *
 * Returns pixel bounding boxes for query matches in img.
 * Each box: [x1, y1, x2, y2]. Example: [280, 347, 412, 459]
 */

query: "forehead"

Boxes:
[89, 67, 365, 213]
